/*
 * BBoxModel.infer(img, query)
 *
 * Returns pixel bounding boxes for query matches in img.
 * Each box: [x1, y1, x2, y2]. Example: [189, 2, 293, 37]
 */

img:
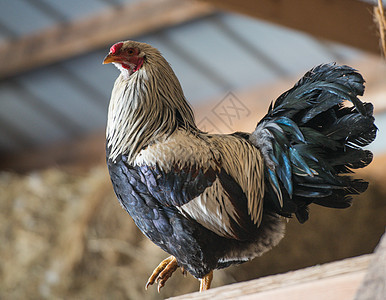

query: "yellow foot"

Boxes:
[145, 256, 178, 292]
[199, 270, 213, 292]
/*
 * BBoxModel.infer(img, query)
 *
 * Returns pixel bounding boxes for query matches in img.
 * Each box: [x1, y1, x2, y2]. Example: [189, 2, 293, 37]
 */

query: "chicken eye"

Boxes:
[127, 48, 135, 55]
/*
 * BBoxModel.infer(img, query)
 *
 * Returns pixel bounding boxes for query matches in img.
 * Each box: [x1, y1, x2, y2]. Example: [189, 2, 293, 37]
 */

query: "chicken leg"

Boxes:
[199, 270, 213, 292]
[145, 256, 178, 292]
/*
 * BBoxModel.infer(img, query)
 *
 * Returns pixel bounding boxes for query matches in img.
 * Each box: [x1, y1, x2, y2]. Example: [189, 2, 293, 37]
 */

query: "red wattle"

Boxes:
[132, 57, 144, 72]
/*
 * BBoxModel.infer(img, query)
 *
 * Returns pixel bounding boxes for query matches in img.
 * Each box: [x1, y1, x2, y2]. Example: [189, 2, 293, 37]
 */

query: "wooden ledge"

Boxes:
[169, 255, 372, 300]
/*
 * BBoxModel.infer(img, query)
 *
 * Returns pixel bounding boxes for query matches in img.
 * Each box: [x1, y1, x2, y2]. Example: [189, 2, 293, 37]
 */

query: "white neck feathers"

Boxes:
[106, 54, 198, 163]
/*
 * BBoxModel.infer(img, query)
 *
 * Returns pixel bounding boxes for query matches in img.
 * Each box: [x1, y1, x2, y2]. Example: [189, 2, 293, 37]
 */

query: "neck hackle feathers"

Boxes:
[104, 40, 199, 163]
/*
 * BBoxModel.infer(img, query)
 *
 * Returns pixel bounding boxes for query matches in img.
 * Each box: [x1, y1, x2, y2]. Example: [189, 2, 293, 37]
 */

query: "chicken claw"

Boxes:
[145, 256, 178, 292]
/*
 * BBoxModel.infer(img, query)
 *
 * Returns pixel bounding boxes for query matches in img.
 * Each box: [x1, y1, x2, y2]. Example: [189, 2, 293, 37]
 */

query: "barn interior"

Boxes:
[0, 0, 385, 299]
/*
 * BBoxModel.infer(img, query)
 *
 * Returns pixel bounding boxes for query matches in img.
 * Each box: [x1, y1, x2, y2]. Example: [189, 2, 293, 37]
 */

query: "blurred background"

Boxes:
[0, 0, 385, 299]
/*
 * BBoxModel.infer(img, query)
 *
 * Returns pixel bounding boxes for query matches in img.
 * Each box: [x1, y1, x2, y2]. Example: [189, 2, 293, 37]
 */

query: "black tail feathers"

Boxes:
[251, 63, 377, 223]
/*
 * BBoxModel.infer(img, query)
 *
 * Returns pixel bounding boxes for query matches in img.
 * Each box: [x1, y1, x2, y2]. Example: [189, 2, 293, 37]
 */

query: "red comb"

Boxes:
[110, 42, 123, 54]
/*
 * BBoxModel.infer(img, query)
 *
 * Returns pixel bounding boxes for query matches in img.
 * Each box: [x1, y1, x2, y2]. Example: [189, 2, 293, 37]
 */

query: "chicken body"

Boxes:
[104, 41, 377, 291]
[108, 129, 285, 279]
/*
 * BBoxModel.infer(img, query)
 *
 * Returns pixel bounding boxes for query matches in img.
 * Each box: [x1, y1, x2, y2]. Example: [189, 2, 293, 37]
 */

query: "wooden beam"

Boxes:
[0, 0, 214, 80]
[355, 231, 386, 300]
[170, 255, 372, 300]
[0, 132, 106, 173]
[203, 0, 383, 55]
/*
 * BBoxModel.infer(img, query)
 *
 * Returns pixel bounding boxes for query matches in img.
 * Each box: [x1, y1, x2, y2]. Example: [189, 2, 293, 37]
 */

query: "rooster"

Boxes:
[103, 40, 377, 293]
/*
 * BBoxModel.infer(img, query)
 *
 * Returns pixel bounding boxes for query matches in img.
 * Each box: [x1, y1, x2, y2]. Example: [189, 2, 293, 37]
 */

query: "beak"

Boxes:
[103, 53, 117, 64]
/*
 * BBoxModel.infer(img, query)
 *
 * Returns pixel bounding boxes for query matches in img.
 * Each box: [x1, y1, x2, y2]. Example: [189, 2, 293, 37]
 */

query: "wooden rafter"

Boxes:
[203, 0, 383, 55]
[0, 0, 214, 80]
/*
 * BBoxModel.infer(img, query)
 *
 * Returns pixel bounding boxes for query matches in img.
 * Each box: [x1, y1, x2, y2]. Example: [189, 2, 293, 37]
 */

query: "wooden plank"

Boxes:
[245, 272, 365, 300]
[0, 0, 214, 80]
[355, 231, 386, 300]
[169, 255, 372, 300]
[203, 0, 383, 55]
[0, 132, 106, 173]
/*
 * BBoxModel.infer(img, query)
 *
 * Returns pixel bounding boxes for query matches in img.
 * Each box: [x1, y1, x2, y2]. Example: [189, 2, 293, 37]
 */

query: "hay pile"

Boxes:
[374, 0, 386, 57]
[1, 161, 385, 299]
[0, 167, 199, 299]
